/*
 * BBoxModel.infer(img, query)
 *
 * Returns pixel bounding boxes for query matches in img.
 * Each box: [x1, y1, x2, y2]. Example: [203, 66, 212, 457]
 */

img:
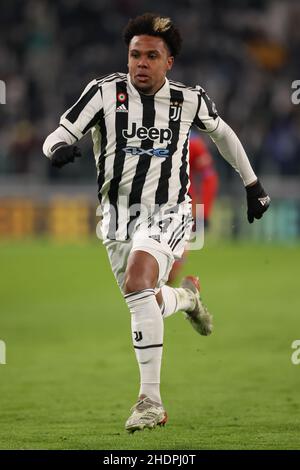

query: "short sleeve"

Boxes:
[60, 79, 103, 141]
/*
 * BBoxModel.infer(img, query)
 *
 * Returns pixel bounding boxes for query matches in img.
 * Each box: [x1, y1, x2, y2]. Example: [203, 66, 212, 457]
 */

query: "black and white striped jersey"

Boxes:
[58, 72, 219, 240]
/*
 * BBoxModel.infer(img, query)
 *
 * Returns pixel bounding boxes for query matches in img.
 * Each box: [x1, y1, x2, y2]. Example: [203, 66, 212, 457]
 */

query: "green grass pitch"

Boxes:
[0, 239, 300, 450]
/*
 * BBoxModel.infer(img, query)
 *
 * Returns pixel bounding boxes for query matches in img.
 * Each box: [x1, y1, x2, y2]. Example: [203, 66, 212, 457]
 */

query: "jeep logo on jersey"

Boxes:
[122, 123, 172, 143]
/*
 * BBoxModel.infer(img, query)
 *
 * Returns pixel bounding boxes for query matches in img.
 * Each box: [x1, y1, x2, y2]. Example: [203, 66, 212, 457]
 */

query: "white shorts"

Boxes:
[104, 205, 193, 294]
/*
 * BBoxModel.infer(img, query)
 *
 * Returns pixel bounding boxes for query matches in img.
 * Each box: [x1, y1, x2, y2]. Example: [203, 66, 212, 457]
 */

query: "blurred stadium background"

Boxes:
[1, 0, 300, 450]
[0, 0, 299, 241]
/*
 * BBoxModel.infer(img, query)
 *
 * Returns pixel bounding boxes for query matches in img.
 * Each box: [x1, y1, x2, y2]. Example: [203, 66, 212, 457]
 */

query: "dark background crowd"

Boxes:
[1, 0, 300, 185]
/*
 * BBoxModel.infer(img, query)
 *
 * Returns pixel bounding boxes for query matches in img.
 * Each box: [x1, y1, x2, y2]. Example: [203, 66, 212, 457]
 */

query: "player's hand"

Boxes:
[246, 179, 270, 223]
[50, 145, 82, 168]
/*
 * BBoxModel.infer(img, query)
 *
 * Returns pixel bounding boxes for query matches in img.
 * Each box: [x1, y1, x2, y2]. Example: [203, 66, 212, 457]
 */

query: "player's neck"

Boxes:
[134, 79, 166, 96]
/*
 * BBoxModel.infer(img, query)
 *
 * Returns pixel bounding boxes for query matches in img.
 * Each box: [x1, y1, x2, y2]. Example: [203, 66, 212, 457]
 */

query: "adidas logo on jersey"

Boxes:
[116, 103, 128, 113]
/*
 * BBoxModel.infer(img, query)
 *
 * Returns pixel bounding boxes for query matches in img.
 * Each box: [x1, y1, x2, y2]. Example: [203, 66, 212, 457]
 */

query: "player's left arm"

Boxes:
[193, 88, 270, 223]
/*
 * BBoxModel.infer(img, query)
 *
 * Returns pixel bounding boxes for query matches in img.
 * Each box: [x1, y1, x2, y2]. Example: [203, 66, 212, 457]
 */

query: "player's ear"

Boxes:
[167, 56, 174, 71]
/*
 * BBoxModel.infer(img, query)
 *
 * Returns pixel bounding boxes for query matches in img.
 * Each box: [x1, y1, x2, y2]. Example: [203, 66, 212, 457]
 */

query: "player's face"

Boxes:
[128, 35, 174, 95]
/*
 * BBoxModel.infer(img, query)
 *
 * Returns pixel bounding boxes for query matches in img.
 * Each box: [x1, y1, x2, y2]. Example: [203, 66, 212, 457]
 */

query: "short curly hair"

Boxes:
[123, 12, 182, 57]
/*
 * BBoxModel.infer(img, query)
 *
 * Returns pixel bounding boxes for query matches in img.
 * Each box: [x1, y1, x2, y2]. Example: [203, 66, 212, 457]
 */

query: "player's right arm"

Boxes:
[43, 79, 103, 168]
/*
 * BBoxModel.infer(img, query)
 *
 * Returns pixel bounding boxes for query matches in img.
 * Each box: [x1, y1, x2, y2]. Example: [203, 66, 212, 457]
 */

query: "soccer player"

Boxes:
[167, 130, 219, 284]
[42, 13, 270, 433]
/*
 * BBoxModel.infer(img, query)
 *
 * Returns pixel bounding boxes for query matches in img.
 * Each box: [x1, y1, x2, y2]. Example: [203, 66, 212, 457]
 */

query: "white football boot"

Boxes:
[125, 396, 168, 433]
[180, 276, 213, 336]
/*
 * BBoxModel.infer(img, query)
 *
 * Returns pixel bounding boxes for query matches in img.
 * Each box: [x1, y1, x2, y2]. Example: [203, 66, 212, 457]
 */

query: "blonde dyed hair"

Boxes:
[123, 13, 182, 56]
[153, 17, 171, 33]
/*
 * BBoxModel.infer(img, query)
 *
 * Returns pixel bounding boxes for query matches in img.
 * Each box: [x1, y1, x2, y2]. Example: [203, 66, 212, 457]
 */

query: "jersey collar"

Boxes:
[127, 73, 169, 98]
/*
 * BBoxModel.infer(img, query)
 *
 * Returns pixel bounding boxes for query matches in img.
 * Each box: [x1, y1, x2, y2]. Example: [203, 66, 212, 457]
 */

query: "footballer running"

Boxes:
[43, 13, 270, 433]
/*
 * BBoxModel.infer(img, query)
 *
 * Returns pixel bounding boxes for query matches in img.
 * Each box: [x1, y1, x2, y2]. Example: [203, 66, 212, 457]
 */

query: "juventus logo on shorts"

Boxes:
[134, 331, 143, 342]
[170, 101, 182, 121]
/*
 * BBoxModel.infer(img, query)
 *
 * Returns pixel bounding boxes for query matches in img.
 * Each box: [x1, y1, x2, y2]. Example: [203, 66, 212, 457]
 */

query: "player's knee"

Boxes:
[124, 250, 159, 294]
[123, 274, 154, 294]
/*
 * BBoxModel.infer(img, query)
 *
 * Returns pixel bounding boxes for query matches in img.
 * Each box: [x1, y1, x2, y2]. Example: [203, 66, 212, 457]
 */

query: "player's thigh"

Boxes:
[130, 233, 174, 292]
[104, 240, 132, 293]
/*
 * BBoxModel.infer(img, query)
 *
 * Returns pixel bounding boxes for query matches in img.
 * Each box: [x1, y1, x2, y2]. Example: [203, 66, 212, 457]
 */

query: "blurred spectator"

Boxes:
[263, 111, 300, 175]
[0, 0, 299, 183]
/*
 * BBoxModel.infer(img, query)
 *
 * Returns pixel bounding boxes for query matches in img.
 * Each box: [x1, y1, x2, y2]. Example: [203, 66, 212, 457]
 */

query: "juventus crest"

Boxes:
[170, 100, 182, 121]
